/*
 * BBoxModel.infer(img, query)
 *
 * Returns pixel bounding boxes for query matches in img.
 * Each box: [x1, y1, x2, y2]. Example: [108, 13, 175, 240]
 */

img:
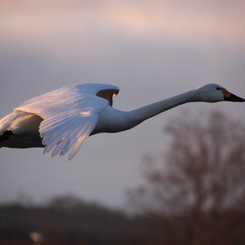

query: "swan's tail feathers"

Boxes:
[0, 131, 14, 143]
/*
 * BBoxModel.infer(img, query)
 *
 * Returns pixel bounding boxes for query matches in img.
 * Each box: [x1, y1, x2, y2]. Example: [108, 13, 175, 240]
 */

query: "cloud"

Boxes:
[1, 0, 245, 55]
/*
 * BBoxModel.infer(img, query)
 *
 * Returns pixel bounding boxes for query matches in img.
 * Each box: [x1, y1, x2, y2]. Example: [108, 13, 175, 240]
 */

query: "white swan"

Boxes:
[0, 83, 244, 160]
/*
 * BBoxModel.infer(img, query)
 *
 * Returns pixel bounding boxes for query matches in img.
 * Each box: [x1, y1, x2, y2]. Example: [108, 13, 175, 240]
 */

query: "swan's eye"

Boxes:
[216, 87, 220, 90]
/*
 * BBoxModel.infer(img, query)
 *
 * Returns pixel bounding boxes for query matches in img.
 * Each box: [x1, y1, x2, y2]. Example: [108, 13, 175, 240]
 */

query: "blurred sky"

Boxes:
[0, 0, 245, 209]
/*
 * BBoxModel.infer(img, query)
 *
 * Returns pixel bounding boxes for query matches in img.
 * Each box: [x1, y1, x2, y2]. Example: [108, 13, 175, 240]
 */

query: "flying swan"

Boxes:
[0, 83, 244, 160]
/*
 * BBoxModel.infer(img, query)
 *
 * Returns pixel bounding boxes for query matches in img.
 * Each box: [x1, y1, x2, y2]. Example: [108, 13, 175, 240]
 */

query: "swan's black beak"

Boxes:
[220, 88, 245, 102]
[224, 92, 245, 102]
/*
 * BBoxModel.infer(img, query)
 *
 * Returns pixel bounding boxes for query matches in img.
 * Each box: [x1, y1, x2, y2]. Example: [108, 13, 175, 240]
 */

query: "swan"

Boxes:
[0, 83, 244, 160]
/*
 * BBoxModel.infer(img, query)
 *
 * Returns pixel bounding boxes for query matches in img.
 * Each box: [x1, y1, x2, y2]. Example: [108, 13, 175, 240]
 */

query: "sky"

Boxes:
[0, 0, 245, 209]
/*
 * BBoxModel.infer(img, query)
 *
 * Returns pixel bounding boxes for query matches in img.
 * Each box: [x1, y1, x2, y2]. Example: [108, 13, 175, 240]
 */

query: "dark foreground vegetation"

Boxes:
[0, 195, 158, 245]
[1, 194, 245, 245]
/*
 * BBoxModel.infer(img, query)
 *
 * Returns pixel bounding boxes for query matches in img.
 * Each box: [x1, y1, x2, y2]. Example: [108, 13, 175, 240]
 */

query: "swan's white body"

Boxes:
[0, 83, 244, 160]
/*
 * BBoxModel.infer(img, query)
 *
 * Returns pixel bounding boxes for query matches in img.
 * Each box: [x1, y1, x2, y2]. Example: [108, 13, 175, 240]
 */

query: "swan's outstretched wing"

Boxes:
[15, 84, 112, 160]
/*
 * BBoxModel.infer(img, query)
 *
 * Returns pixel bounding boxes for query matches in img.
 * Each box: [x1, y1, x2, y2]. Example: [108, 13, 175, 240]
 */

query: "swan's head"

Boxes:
[195, 83, 245, 102]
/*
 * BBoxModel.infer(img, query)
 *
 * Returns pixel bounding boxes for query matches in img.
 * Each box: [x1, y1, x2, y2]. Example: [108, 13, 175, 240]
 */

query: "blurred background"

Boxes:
[1, 1, 245, 244]
[1, 0, 245, 210]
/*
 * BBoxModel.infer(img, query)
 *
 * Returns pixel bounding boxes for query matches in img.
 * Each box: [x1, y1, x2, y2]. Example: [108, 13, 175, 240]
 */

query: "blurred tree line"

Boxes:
[128, 111, 245, 245]
[0, 194, 157, 245]
[1, 111, 245, 245]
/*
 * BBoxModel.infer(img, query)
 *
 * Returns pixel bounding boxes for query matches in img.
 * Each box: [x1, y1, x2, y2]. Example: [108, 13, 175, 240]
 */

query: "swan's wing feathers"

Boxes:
[15, 86, 109, 159]
[42, 113, 99, 160]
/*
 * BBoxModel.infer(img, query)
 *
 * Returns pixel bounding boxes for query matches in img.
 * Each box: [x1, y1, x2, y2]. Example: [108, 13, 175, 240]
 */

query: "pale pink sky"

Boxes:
[0, 0, 245, 208]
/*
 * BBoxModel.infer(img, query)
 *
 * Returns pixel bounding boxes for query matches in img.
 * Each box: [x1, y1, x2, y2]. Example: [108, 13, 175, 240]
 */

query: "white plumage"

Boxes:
[0, 83, 244, 160]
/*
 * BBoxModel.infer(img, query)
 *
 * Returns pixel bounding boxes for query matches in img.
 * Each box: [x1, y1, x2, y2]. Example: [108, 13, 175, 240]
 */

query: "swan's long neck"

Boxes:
[95, 89, 197, 134]
[125, 89, 196, 126]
